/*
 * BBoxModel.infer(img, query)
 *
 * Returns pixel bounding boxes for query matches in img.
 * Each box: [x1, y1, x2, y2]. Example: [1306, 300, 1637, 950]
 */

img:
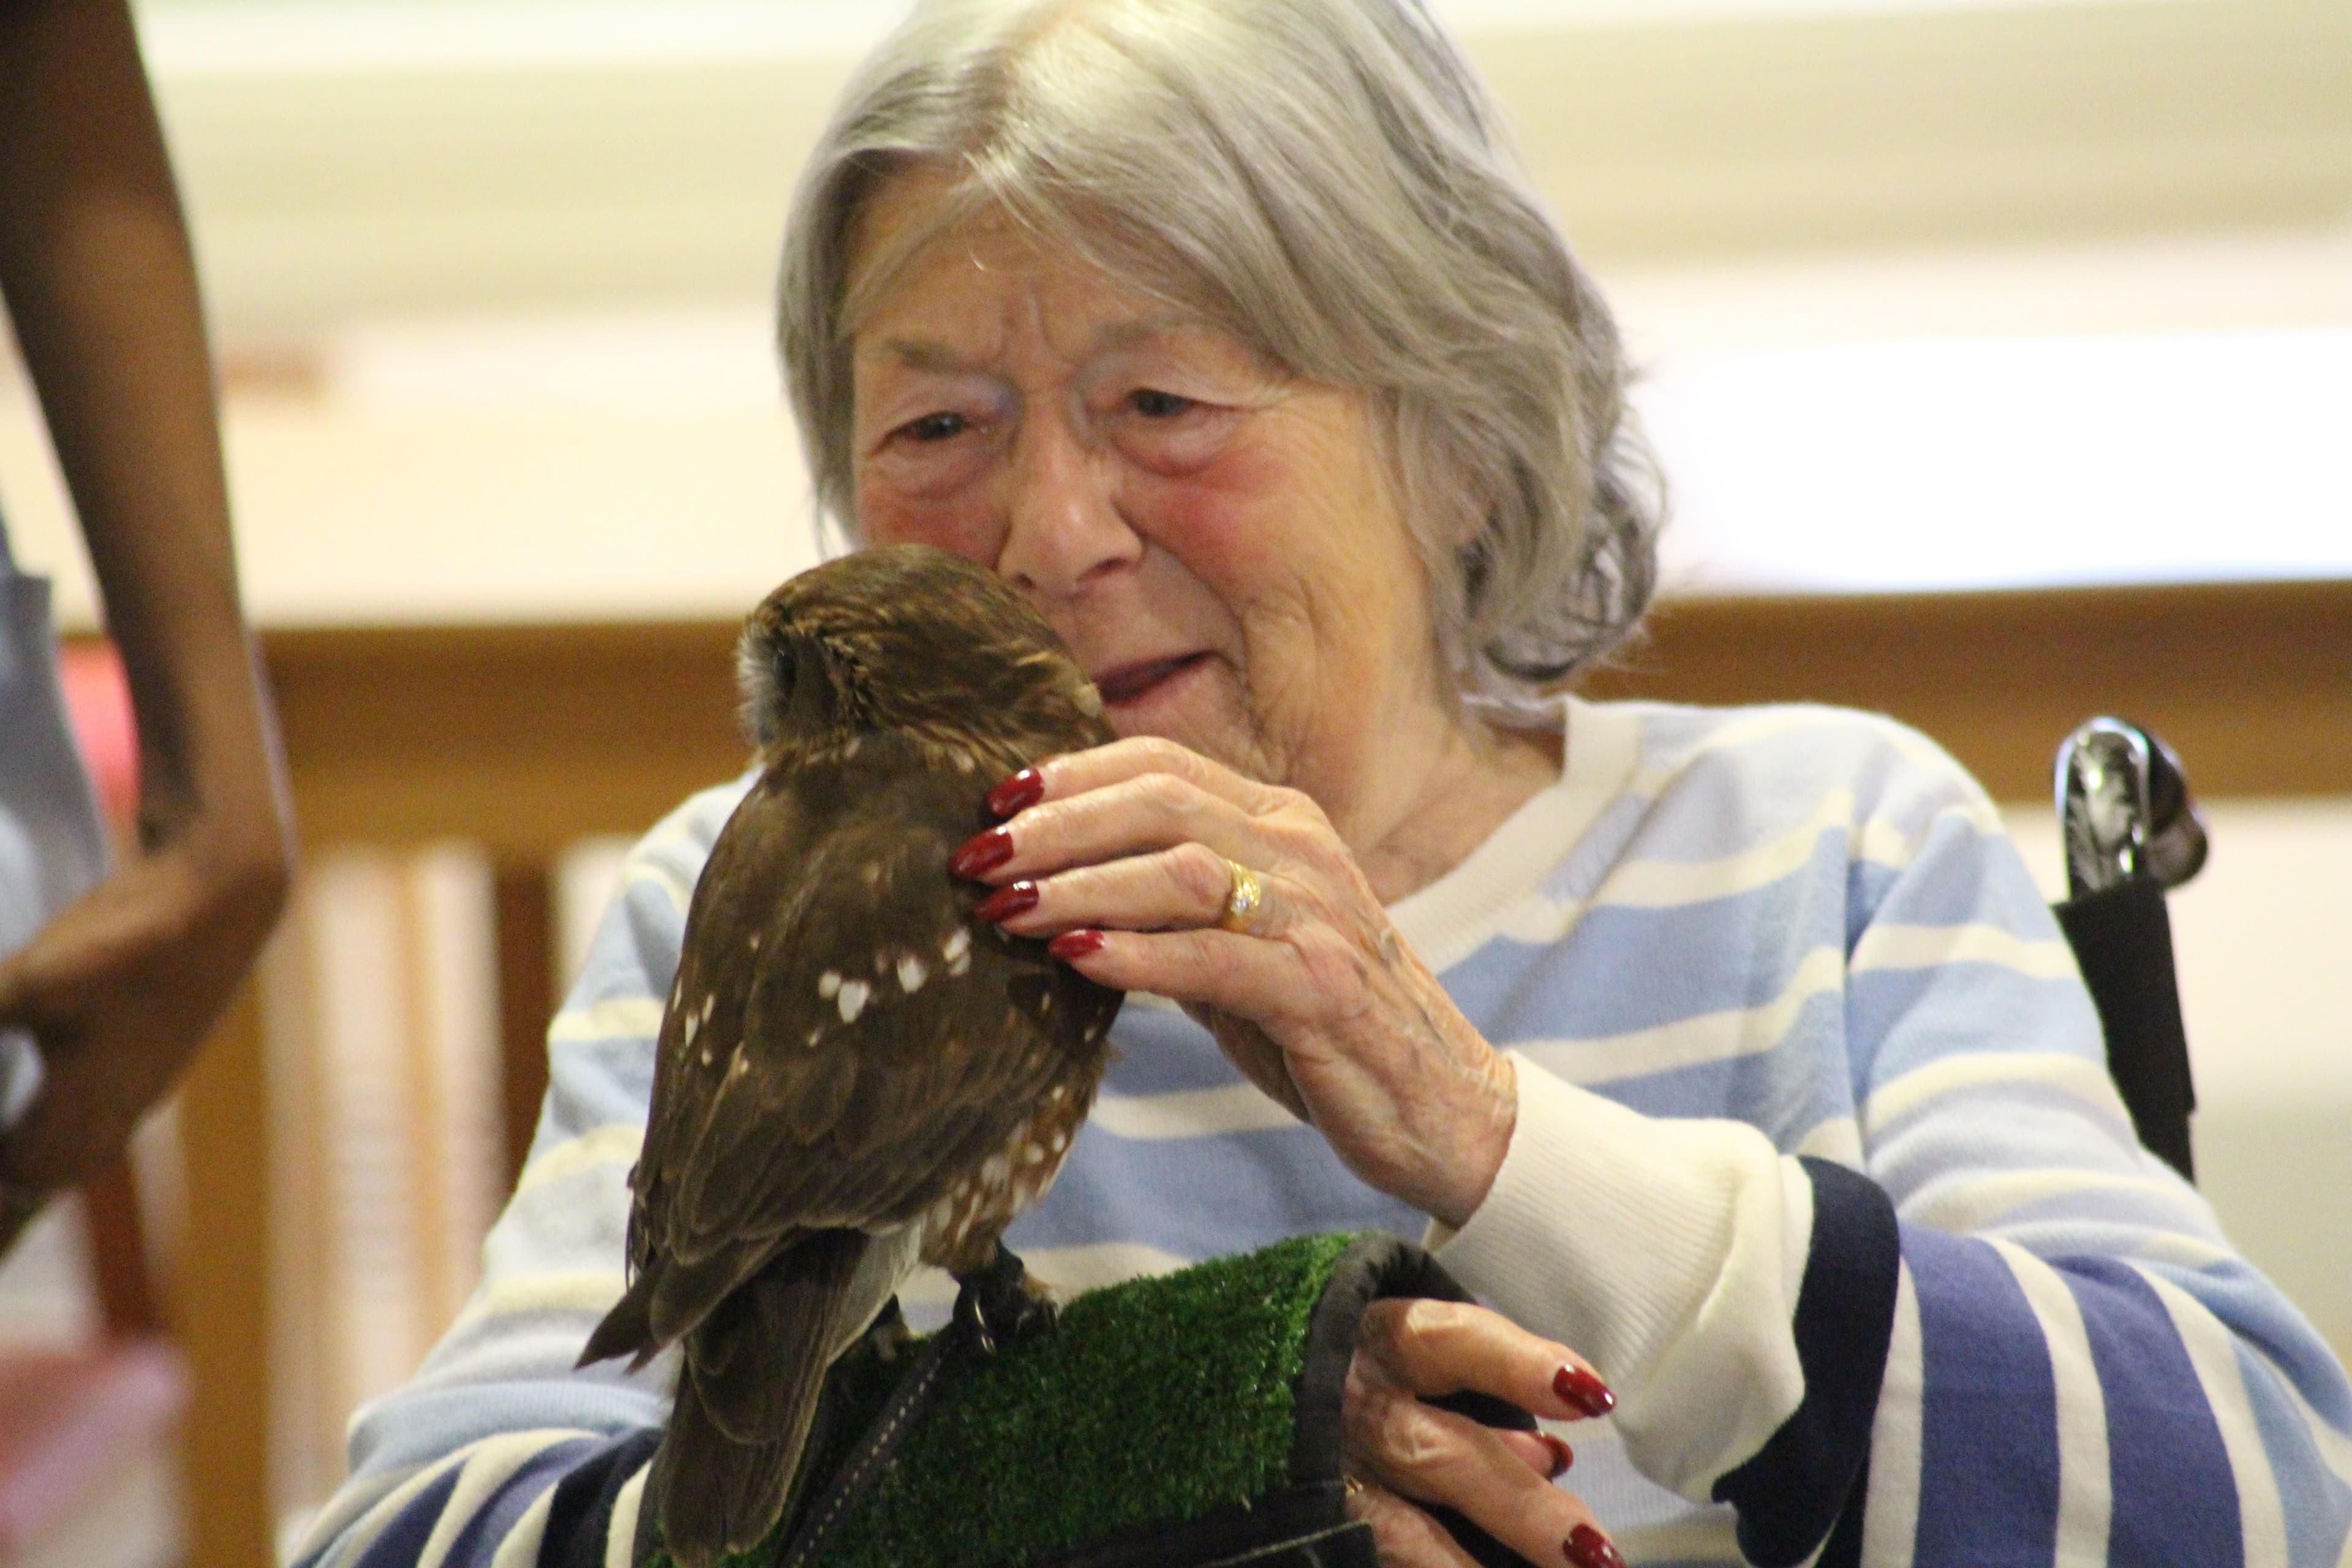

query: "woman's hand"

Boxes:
[951, 736, 1515, 1229]
[1346, 1298, 1625, 1568]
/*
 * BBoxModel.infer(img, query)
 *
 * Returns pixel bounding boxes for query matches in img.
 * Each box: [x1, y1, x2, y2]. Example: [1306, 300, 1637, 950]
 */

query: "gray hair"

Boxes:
[778, 0, 1662, 702]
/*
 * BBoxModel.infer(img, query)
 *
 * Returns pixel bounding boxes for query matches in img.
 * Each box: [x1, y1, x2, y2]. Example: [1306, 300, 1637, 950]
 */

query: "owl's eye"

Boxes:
[744, 625, 842, 745]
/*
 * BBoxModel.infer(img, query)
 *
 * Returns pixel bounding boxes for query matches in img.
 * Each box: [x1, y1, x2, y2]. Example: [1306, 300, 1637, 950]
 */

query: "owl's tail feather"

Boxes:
[650, 1230, 867, 1568]
[577, 1273, 657, 1371]
[647, 1363, 796, 1568]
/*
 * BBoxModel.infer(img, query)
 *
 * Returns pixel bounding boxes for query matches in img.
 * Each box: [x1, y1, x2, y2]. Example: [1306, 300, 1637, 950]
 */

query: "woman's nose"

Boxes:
[993, 409, 1139, 601]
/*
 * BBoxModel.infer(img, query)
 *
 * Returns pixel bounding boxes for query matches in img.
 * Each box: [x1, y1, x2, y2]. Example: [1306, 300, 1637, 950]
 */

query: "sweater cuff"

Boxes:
[1426, 1053, 1813, 1496]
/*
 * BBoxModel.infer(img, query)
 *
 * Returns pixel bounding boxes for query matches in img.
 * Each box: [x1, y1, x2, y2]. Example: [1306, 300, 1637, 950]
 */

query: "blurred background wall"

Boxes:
[0, 1, 2343, 1562]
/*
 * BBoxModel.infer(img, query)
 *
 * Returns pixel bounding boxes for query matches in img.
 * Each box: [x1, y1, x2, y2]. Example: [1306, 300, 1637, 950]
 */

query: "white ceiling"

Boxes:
[126, 0, 2352, 338]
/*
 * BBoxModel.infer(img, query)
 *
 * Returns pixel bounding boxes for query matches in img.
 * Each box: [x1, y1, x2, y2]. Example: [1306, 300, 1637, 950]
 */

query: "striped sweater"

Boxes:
[295, 699, 2352, 1568]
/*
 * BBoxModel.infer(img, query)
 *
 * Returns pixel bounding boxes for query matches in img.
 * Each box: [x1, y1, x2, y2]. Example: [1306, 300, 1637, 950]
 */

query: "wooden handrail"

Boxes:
[247, 578, 2352, 849]
[1577, 578, 2352, 802]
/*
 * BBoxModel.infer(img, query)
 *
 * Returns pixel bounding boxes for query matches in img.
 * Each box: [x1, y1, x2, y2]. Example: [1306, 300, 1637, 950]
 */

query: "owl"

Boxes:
[577, 545, 1123, 1568]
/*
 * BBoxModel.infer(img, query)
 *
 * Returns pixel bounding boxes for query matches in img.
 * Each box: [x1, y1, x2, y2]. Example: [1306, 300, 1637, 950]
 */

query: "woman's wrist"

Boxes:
[1422, 1043, 1517, 1231]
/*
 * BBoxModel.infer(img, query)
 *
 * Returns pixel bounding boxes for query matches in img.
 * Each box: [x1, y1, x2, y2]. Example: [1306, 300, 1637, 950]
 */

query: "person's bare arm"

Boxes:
[0, 0, 293, 1250]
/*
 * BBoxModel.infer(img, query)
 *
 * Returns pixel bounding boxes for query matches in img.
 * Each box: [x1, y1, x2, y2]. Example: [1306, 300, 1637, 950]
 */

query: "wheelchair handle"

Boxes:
[2056, 717, 2209, 900]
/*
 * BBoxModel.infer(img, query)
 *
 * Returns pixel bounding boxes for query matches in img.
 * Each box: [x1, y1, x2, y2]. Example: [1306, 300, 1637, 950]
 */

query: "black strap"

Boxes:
[1044, 1487, 1371, 1568]
[774, 1310, 975, 1568]
[2054, 879, 2196, 1181]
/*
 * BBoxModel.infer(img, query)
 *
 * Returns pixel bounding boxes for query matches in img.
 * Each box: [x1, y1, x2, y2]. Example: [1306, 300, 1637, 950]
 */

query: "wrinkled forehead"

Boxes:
[841, 165, 1006, 335]
[840, 164, 1272, 375]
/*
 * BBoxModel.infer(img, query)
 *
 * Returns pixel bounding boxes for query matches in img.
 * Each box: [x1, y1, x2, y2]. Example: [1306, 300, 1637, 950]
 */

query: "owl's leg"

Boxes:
[951, 1240, 1057, 1356]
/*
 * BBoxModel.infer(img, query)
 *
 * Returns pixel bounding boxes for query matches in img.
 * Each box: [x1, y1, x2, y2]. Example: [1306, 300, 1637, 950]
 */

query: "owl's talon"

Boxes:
[864, 1298, 914, 1363]
[952, 1244, 1057, 1357]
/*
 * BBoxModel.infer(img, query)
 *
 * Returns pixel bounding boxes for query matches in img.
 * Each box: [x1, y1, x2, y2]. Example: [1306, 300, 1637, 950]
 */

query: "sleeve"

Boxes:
[1431, 1060, 1897, 1568]
[1844, 789, 2352, 1568]
[290, 778, 750, 1568]
[1429, 725, 2352, 1567]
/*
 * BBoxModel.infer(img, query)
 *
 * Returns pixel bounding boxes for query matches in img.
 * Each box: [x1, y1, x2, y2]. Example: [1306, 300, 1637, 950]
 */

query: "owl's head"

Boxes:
[737, 545, 1108, 756]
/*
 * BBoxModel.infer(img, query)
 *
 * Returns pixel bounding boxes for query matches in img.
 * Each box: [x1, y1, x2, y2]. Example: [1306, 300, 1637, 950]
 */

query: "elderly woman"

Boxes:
[299, 2, 2352, 1566]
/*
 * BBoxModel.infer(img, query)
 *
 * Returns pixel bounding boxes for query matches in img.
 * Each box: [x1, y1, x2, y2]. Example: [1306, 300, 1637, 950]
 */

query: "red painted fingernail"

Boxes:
[1048, 929, 1106, 960]
[973, 881, 1039, 923]
[987, 768, 1046, 818]
[949, 827, 1015, 880]
[1540, 1433, 1575, 1478]
[1554, 1364, 1615, 1419]
[1565, 1524, 1624, 1568]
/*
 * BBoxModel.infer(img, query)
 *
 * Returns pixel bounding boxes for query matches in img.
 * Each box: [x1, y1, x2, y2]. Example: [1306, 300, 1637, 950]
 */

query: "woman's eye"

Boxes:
[900, 412, 970, 442]
[1128, 388, 1196, 419]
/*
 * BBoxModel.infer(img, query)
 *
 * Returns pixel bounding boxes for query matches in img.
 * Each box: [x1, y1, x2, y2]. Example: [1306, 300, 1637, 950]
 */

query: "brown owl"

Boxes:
[576, 545, 1123, 1568]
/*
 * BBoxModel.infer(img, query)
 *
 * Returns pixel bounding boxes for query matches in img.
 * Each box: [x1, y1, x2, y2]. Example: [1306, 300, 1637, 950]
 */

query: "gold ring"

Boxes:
[1217, 859, 1265, 933]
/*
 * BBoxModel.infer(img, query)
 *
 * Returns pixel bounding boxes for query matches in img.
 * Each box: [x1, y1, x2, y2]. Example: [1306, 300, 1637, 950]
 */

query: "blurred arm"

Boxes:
[0, 0, 293, 1239]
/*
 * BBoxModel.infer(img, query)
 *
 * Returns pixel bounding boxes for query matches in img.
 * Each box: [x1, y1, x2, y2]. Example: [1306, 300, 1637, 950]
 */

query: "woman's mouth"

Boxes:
[1093, 652, 1210, 707]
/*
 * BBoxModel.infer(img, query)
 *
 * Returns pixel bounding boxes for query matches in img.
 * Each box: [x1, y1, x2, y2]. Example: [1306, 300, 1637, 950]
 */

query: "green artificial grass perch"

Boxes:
[661, 1232, 1365, 1568]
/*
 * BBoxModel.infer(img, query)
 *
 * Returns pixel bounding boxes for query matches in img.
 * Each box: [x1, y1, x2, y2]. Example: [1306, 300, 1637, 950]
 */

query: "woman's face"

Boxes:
[847, 173, 1457, 843]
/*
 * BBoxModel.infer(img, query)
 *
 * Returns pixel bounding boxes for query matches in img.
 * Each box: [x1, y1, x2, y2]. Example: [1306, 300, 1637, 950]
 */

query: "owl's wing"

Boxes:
[629, 736, 1114, 1346]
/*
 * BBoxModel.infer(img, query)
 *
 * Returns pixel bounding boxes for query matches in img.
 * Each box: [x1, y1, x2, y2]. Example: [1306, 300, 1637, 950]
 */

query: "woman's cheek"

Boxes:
[1129, 454, 1291, 586]
[859, 484, 1005, 565]
[864, 431, 997, 502]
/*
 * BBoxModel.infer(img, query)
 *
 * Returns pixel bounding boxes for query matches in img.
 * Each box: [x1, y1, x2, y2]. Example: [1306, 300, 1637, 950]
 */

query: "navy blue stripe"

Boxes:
[1817, 1453, 1869, 1568]
[1907, 1226, 2059, 1567]
[435, 1438, 598, 1567]
[2064, 1255, 2245, 1568]
[537, 1428, 662, 1568]
[353, 1468, 465, 1568]
[1712, 1158, 1900, 1567]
